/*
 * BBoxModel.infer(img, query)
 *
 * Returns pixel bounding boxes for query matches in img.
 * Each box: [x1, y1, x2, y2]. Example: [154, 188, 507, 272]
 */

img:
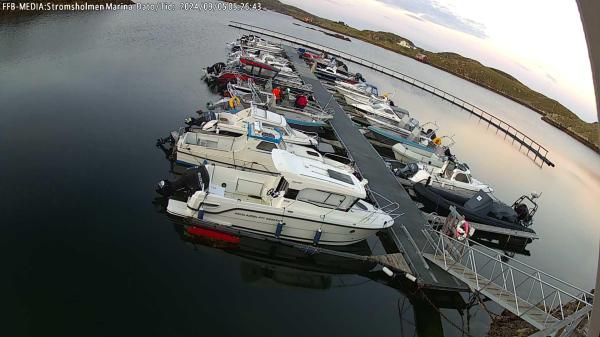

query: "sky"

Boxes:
[283, 0, 598, 122]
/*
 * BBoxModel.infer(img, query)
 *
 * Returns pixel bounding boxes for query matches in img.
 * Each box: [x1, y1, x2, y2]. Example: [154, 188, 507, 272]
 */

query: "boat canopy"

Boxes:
[271, 150, 366, 199]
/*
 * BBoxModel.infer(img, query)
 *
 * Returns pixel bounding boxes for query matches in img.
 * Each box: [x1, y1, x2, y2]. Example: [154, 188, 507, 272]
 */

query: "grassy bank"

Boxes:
[226, 0, 599, 153]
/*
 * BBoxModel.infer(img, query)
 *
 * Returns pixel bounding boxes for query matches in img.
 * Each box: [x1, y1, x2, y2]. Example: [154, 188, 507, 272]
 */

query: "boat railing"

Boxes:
[366, 188, 404, 222]
[420, 217, 594, 331]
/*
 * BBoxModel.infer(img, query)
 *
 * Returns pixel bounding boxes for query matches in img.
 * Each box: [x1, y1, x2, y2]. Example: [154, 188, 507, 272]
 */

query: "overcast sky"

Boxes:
[283, 0, 598, 122]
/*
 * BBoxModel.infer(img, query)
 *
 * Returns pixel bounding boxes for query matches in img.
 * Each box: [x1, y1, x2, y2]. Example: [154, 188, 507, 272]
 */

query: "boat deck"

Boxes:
[283, 45, 467, 291]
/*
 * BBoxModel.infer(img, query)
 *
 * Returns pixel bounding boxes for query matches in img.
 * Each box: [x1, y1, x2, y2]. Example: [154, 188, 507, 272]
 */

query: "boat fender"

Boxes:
[228, 96, 241, 109]
[275, 221, 285, 238]
[404, 273, 417, 282]
[312, 228, 322, 245]
[433, 137, 442, 146]
[455, 220, 470, 241]
[198, 165, 210, 191]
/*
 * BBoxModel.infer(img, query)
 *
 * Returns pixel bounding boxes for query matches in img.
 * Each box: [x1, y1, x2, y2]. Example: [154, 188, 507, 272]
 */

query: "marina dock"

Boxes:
[229, 21, 555, 168]
[283, 45, 467, 291]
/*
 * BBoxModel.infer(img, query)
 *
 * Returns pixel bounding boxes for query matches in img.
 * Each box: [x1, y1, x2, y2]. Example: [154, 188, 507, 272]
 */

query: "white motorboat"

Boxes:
[402, 160, 493, 197]
[391, 134, 454, 168]
[314, 63, 359, 83]
[352, 103, 404, 123]
[208, 106, 318, 147]
[174, 121, 354, 174]
[335, 82, 381, 105]
[229, 35, 284, 54]
[159, 150, 394, 246]
[227, 50, 292, 73]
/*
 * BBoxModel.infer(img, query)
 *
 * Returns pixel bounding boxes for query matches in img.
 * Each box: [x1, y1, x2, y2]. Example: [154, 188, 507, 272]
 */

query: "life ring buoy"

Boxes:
[228, 96, 241, 109]
[433, 137, 442, 146]
[455, 219, 470, 241]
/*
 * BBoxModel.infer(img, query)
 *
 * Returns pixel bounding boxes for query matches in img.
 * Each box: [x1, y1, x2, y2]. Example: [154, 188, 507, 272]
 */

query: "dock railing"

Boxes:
[420, 220, 593, 333]
[228, 21, 554, 167]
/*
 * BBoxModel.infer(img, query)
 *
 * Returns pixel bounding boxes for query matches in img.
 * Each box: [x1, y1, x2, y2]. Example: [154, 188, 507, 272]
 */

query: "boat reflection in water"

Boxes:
[153, 194, 473, 337]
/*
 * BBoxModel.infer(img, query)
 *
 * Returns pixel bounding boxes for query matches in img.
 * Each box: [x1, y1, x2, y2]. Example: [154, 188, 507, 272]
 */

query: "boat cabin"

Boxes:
[177, 121, 342, 173]
[271, 150, 366, 211]
[216, 106, 316, 146]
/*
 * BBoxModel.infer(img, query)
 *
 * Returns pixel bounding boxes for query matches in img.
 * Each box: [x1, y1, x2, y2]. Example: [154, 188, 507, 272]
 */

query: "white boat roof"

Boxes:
[250, 106, 285, 126]
[271, 149, 366, 198]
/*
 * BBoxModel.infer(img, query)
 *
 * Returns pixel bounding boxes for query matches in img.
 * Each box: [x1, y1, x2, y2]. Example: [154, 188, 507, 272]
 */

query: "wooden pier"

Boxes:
[282, 45, 468, 291]
[229, 21, 555, 168]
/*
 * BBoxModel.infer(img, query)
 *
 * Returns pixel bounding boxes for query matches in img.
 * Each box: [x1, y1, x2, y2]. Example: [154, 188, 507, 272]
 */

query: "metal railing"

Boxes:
[420, 220, 593, 331]
[228, 21, 554, 167]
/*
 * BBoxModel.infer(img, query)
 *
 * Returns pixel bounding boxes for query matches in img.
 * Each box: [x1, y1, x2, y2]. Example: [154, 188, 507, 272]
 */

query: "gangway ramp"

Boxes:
[421, 224, 593, 333]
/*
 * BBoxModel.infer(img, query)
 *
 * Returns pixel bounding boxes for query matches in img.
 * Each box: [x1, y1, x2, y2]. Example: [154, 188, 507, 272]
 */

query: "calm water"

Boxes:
[1, 6, 598, 337]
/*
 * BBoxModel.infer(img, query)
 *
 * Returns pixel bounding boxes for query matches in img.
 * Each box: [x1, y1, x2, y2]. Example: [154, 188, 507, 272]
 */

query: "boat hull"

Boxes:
[167, 199, 385, 246]
[413, 184, 536, 242]
[393, 143, 445, 168]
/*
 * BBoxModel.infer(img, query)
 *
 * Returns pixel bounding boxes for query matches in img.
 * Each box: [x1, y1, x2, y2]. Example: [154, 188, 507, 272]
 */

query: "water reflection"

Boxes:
[158, 197, 474, 336]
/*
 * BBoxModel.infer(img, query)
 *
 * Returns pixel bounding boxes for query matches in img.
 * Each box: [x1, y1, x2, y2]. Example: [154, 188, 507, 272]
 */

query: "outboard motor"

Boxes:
[444, 148, 453, 158]
[184, 111, 216, 131]
[206, 62, 226, 75]
[156, 166, 210, 198]
[393, 162, 419, 178]
[426, 129, 437, 140]
[354, 73, 365, 82]
[388, 100, 395, 107]
[514, 203, 531, 223]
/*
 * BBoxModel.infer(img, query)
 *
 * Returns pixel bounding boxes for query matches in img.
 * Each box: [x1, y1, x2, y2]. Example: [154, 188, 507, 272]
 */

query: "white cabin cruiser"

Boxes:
[207, 106, 318, 147]
[174, 122, 355, 174]
[352, 103, 406, 124]
[159, 150, 394, 246]
[400, 160, 493, 197]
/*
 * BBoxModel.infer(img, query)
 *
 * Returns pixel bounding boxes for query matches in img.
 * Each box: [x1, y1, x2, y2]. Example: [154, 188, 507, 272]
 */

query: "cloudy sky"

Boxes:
[283, 0, 598, 122]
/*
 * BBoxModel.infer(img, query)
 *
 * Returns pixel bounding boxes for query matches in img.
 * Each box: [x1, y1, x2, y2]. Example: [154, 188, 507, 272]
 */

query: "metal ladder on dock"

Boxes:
[419, 223, 593, 335]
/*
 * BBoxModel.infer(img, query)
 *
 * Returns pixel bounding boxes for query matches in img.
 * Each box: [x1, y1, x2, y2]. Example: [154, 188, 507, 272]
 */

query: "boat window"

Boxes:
[197, 139, 219, 148]
[256, 141, 278, 152]
[296, 189, 354, 210]
[306, 150, 320, 157]
[284, 188, 299, 199]
[275, 178, 289, 193]
[327, 169, 354, 185]
[354, 200, 368, 211]
[455, 173, 470, 183]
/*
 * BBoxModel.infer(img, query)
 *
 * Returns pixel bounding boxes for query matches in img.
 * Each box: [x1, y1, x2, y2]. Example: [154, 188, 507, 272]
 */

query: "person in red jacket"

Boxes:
[272, 87, 281, 103]
[294, 94, 308, 109]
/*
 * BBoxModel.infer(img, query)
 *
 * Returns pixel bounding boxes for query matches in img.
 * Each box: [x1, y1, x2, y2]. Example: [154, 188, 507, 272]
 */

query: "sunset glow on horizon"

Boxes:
[283, 0, 598, 122]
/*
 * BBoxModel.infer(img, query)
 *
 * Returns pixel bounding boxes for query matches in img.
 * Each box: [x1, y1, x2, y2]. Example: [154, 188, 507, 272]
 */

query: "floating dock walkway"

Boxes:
[283, 45, 467, 291]
[229, 21, 555, 168]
